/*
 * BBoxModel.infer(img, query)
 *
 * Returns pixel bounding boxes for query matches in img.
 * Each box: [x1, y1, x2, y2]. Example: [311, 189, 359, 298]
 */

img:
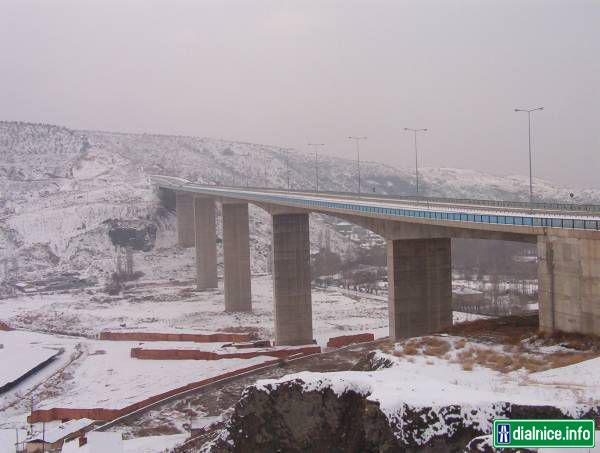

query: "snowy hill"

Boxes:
[0, 121, 598, 290]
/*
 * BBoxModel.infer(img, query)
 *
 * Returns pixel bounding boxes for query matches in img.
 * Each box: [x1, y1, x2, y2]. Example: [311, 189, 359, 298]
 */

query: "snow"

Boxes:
[0, 330, 60, 388]
[28, 418, 93, 443]
[62, 432, 123, 453]
[34, 340, 274, 411]
[123, 433, 187, 452]
[0, 429, 27, 453]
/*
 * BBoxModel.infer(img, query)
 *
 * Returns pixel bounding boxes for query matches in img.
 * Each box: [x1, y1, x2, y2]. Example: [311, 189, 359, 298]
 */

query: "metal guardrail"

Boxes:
[150, 175, 600, 232]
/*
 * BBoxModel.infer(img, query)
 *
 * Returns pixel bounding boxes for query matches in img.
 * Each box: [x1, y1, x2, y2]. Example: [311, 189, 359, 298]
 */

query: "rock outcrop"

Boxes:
[208, 377, 599, 453]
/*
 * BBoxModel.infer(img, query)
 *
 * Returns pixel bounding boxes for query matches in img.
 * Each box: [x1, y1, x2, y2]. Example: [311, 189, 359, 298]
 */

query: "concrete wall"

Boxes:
[388, 238, 453, 339]
[272, 213, 313, 346]
[222, 203, 252, 311]
[538, 232, 600, 335]
[194, 197, 218, 289]
[175, 192, 195, 248]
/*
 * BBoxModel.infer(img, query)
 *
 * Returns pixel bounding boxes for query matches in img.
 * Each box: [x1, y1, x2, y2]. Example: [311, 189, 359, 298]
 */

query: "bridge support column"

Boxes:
[538, 234, 600, 335]
[176, 192, 195, 248]
[387, 238, 452, 340]
[272, 213, 313, 346]
[194, 197, 218, 289]
[222, 203, 252, 312]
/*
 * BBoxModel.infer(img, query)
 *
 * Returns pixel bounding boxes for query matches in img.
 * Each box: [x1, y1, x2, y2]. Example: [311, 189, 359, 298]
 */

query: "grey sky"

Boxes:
[1, 0, 598, 189]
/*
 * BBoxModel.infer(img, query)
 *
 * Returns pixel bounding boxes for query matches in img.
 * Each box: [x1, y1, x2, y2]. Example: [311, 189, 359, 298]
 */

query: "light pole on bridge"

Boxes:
[348, 136, 367, 194]
[404, 128, 428, 196]
[308, 143, 325, 192]
[514, 106, 543, 204]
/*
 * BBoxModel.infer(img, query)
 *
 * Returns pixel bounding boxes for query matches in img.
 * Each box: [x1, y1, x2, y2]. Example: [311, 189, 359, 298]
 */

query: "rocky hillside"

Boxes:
[1, 121, 598, 292]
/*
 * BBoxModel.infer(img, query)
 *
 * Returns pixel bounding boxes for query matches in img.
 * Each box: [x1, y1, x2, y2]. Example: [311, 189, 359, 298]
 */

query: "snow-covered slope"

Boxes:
[0, 121, 598, 288]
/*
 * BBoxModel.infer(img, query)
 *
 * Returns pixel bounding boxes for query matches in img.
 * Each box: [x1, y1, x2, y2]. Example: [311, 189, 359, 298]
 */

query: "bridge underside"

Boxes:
[171, 188, 600, 343]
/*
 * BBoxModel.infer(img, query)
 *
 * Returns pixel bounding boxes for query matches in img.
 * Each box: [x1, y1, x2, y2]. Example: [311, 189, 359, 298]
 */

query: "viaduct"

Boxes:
[152, 175, 600, 346]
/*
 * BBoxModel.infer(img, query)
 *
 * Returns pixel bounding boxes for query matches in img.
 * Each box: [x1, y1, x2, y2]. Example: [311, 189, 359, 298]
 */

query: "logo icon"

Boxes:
[497, 423, 511, 445]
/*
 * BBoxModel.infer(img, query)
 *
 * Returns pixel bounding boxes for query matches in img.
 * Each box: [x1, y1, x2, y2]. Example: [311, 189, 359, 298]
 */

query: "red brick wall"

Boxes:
[326, 333, 374, 348]
[99, 331, 253, 343]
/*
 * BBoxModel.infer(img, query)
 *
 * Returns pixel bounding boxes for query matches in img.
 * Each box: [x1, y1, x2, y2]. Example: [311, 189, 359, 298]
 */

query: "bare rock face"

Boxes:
[210, 381, 399, 453]
[106, 219, 157, 252]
[208, 379, 600, 453]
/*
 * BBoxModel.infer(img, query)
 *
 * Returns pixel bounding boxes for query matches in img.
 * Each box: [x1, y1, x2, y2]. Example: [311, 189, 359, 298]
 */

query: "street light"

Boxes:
[514, 107, 543, 204]
[308, 143, 325, 191]
[348, 136, 367, 194]
[242, 152, 250, 187]
[404, 128, 428, 195]
[264, 154, 269, 188]
[285, 151, 290, 190]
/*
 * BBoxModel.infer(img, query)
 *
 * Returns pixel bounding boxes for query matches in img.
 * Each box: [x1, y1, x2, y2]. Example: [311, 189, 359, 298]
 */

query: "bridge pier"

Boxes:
[222, 202, 252, 312]
[194, 197, 218, 289]
[272, 213, 313, 346]
[538, 233, 600, 335]
[387, 238, 452, 340]
[176, 192, 195, 248]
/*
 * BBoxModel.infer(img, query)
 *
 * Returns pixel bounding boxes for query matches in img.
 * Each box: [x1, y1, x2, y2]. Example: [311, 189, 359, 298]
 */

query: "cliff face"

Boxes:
[209, 381, 599, 453]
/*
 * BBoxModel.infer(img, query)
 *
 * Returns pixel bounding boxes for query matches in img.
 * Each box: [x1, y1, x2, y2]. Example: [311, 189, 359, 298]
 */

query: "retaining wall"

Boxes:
[326, 333, 375, 348]
[99, 331, 253, 343]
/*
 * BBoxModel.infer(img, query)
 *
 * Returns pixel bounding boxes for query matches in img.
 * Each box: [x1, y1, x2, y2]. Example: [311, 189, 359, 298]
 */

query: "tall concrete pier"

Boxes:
[387, 238, 452, 340]
[538, 232, 600, 335]
[272, 213, 313, 346]
[175, 192, 195, 248]
[222, 202, 252, 312]
[194, 197, 218, 289]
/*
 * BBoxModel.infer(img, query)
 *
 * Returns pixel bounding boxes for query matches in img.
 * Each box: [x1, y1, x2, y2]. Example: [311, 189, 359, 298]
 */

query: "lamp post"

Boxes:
[404, 128, 428, 195]
[308, 143, 325, 191]
[347, 136, 367, 194]
[285, 151, 290, 190]
[242, 152, 250, 187]
[514, 107, 543, 204]
[264, 156, 269, 188]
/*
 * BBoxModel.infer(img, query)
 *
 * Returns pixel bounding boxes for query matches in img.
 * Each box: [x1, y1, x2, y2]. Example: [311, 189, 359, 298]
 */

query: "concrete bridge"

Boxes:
[151, 175, 600, 345]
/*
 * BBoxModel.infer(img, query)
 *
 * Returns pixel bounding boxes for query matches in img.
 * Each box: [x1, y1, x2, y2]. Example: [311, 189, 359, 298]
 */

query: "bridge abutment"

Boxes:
[538, 234, 600, 335]
[387, 238, 453, 340]
[194, 197, 218, 289]
[175, 192, 195, 248]
[272, 213, 313, 346]
[222, 203, 252, 312]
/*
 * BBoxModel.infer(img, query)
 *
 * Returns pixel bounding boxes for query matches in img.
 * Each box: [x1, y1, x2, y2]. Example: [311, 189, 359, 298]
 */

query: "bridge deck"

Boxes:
[151, 175, 600, 234]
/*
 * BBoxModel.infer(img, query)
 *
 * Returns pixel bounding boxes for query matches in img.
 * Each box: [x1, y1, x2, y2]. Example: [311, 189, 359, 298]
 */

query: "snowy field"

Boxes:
[0, 276, 484, 436]
[0, 331, 61, 390]
[0, 275, 481, 343]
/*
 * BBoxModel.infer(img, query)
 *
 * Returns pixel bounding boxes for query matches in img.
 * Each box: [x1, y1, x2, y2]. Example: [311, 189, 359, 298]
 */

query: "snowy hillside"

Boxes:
[0, 121, 598, 290]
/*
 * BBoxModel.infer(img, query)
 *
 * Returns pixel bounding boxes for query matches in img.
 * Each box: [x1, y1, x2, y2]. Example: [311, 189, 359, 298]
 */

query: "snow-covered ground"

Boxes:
[0, 330, 60, 389]
[0, 276, 484, 435]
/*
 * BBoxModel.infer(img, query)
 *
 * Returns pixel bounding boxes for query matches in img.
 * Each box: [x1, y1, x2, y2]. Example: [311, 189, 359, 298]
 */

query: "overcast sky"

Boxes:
[1, 0, 598, 189]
